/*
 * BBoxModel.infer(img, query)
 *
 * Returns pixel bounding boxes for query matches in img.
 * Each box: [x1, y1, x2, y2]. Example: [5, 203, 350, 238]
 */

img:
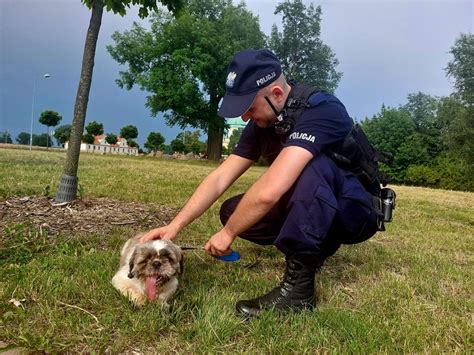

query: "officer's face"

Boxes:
[241, 92, 277, 128]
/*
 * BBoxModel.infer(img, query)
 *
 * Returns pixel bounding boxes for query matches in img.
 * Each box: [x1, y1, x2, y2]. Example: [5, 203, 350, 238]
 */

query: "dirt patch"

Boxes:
[0, 196, 178, 237]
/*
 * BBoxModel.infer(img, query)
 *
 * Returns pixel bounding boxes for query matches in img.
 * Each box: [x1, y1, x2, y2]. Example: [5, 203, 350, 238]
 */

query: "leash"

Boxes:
[180, 245, 240, 262]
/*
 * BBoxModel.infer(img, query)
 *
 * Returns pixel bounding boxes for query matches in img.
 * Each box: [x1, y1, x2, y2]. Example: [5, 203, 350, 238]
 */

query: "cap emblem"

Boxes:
[226, 71, 237, 88]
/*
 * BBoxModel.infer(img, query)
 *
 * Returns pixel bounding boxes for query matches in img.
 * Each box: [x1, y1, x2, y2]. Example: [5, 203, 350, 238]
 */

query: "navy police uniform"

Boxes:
[218, 48, 384, 316]
[220, 91, 379, 259]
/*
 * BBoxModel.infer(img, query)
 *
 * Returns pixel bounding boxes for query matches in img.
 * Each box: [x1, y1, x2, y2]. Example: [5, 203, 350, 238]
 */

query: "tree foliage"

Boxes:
[83, 133, 95, 144]
[85, 120, 104, 136]
[16, 132, 52, 147]
[120, 125, 138, 140]
[32, 133, 53, 147]
[39, 110, 62, 128]
[443, 33, 474, 166]
[268, 0, 341, 92]
[105, 133, 118, 145]
[401, 92, 439, 134]
[174, 130, 206, 153]
[446, 33, 474, 106]
[82, 0, 184, 18]
[39, 110, 62, 149]
[440, 98, 473, 165]
[127, 139, 138, 148]
[107, 0, 265, 160]
[54, 124, 72, 146]
[361, 105, 415, 155]
[16, 132, 30, 145]
[1, 132, 12, 144]
[394, 133, 432, 173]
[170, 138, 186, 153]
[362, 87, 473, 189]
[402, 92, 443, 159]
[144, 131, 165, 153]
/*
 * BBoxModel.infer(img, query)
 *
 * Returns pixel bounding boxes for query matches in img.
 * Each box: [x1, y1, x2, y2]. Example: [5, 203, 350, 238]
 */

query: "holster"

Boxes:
[371, 194, 386, 231]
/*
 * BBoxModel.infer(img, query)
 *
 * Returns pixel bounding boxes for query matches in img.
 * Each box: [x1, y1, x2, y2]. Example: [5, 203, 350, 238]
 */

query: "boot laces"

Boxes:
[260, 260, 299, 302]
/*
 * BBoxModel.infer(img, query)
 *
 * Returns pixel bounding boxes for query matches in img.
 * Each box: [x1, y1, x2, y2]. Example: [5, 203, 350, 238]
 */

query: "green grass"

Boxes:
[1, 148, 473, 353]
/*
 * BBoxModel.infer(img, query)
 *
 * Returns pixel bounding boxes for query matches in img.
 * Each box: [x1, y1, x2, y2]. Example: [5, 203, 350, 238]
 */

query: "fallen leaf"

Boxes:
[8, 298, 26, 309]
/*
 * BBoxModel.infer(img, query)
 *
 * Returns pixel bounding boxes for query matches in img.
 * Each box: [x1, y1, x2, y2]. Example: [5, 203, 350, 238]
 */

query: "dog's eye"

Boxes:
[139, 255, 157, 265]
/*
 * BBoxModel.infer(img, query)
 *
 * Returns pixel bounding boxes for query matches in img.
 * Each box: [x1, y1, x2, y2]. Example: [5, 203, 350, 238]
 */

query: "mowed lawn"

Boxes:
[0, 148, 473, 353]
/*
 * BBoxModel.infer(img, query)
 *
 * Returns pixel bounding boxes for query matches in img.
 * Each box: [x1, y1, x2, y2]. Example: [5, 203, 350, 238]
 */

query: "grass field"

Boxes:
[1, 148, 473, 353]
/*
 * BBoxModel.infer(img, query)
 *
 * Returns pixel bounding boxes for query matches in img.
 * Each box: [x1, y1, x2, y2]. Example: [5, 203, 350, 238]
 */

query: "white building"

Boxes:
[64, 134, 138, 156]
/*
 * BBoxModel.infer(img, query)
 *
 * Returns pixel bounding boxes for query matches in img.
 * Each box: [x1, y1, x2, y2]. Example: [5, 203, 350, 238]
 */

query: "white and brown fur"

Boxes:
[112, 234, 183, 306]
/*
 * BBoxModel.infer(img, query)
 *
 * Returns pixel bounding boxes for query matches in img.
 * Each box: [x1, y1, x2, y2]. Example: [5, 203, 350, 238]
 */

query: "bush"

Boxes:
[405, 165, 440, 187]
[435, 156, 474, 191]
[404, 157, 473, 192]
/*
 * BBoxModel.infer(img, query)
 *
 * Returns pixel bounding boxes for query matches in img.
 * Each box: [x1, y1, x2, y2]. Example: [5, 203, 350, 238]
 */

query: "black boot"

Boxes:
[235, 255, 322, 318]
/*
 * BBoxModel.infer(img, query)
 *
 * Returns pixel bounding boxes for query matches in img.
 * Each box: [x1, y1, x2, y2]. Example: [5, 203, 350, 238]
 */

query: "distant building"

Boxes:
[223, 117, 247, 148]
[64, 134, 138, 155]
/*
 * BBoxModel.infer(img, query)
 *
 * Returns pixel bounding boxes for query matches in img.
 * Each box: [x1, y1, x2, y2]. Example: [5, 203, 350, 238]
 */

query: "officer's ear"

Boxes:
[270, 85, 285, 103]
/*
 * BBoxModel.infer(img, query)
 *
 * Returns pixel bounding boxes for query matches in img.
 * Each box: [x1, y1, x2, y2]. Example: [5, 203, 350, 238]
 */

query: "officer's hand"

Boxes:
[204, 229, 235, 256]
[140, 224, 179, 243]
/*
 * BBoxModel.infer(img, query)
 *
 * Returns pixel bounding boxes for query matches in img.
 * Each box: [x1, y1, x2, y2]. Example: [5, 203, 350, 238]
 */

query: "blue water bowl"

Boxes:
[213, 250, 241, 262]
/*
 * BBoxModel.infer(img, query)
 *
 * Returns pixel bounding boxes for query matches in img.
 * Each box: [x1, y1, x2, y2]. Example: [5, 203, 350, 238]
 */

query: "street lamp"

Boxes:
[29, 73, 51, 151]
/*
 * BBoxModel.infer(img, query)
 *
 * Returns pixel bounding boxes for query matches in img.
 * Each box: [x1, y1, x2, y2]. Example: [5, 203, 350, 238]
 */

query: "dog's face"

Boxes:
[127, 240, 182, 301]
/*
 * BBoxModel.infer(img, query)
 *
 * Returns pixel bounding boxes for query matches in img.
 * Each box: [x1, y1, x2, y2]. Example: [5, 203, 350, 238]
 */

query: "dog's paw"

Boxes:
[128, 291, 147, 307]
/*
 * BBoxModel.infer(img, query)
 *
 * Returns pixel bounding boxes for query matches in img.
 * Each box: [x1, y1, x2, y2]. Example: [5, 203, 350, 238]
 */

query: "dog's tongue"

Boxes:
[145, 276, 157, 300]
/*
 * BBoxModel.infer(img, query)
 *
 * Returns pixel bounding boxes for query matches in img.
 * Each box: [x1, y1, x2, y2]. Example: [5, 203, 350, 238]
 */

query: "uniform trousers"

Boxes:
[220, 154, 379, 259]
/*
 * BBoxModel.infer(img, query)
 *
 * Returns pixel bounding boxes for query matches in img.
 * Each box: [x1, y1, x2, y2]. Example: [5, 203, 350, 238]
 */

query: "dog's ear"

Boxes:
[128, 249, 138, 278]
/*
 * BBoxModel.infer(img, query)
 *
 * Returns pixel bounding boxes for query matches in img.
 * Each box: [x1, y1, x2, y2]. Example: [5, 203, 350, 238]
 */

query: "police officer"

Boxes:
[141, 49, 379, 317]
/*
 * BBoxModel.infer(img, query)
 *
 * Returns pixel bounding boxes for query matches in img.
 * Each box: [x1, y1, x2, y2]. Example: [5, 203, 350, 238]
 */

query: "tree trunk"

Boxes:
[206, 95, 224, 161]
[55, 0, 103, 202]
[207, 124, 223, 161]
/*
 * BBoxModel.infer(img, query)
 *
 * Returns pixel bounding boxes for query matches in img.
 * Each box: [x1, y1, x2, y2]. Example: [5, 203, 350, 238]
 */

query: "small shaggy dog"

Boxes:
[112, 234, 183, 306]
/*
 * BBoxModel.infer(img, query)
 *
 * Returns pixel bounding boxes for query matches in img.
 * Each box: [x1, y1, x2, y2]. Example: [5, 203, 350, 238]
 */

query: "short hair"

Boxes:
[261, 73, 288, 95]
